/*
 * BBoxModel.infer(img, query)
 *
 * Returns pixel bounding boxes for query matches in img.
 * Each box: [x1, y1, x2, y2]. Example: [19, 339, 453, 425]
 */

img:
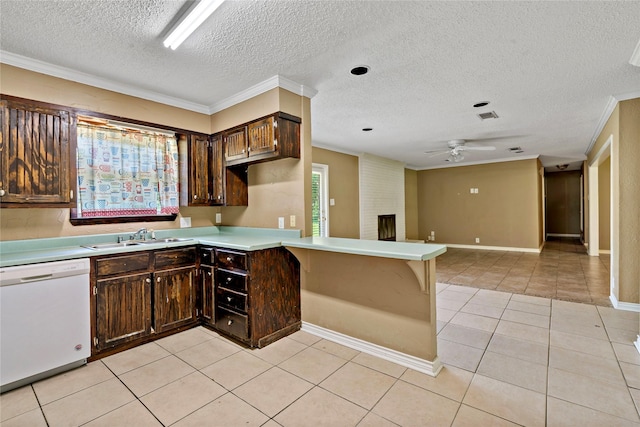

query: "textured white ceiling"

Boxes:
[1, 0, 639, 169]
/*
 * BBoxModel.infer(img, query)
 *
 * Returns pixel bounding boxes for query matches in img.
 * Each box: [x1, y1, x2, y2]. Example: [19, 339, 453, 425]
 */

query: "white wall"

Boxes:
[359, 153, 406, 241]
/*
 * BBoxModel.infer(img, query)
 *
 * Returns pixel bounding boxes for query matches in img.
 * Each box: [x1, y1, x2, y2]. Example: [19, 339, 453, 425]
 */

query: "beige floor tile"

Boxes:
[607, 326, 640, 344]
[41, 378, 135, 426]
[279, 347, 347, 384]
[467, 295, 510, 309]
[598, 306, 640, 331]
[118, 355, 196, 397]
[155, 327, 215, 353]
[463, 374, 546, 427]
[0, 408, 47, 427]
[0, 385, 39, 422]
[620, 362, 640, 389]
[452, 404, 520, 427]
[437, 306, 458, 323]
[373, 380, 459, 426]
[356, 412, 399, 426]
[200, 350, 272, 390]
[400, 365, 473, 402]
[501, 309, 550, 329]
[351, 353, 406, 378]
[549, 330, 615, 360]
[477, 351, 547, 393]
[248, 336, 306, 365]
[175, 337, 240, 370]
[83, 400, 161, 427]
[288, 329, 322, 346]
[444, 284, 479, 294]
[614, 342, 640, 365]
[549, 347, 626, 386]
[140, 371, 226, 425]
[274, 386, 367, 427]
[438, 323, 493, 349]
[101, 342, 171, 375]
[172, 392, 269, 427]
[547, 396, 640, 427]
[436, 297, 467, 312]
[436, 282, 450, 293]
[629, 388, 640, 415]
[495, 320, 549, 345]
[486, 334, 548, 366]
[548, 367, 639, 422]
[450, 312, 499, 332]
[438, 290, 475, 303]
[460, 302, 505, 319]
[234, 367, 313, 417]
[437, 339, 484, 372]
[510, 294, 551, 306]
[261, 421, 283, 427]
[312, 339, 360, 360]
[320, 362, 396, 410]
[32, 362, 115, 405]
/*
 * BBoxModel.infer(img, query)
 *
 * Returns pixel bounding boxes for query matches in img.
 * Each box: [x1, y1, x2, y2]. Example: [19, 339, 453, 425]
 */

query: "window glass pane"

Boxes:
[311, 172, 321, 237]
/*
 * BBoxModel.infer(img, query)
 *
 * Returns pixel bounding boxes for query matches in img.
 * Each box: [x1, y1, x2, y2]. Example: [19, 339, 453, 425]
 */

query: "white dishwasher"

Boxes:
[0, 258, 91, 392]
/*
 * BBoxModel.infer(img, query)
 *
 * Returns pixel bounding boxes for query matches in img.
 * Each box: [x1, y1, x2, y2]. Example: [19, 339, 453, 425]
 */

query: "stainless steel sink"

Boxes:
[139, 237, 194, 244]
[82, 241, 143, 250]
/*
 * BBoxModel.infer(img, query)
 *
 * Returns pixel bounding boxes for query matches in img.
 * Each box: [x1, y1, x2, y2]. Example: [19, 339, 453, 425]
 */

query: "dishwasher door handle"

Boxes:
[20, 274, 54, 283]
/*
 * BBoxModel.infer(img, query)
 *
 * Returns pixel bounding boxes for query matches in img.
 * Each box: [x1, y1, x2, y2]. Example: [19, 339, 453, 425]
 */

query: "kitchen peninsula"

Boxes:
[283, 237, 447, 377]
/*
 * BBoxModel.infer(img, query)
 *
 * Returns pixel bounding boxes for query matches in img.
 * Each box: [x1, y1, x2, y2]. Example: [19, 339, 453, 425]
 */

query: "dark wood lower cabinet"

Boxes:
[95, 272, 152, 351]
[154, 267, 196, 333]
[90, 244, 300, 359]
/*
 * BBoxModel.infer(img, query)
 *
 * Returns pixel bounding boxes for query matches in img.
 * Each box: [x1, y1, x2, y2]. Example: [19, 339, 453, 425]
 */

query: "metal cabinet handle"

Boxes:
[207, 271, 212, 276]
[227, 296, 232, 302]
[226, 277, 232, 282]
[157, 277, 161, 282]
[0, 189, 5, 197]
[193, 194, 198, 199]
[145, 278, 151, 283]
[226, 256, 232, 262]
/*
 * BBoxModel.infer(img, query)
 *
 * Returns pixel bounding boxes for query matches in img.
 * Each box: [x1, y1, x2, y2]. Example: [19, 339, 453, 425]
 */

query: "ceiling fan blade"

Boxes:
[426, 150, 450, 158]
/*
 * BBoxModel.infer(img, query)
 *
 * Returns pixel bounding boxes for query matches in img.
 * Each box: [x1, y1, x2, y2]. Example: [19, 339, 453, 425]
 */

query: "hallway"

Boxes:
[436, 237, 611, 306]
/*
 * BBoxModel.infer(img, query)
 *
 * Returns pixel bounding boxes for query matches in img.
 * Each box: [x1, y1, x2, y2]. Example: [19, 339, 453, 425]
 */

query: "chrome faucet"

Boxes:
[133, 228, 148, 241]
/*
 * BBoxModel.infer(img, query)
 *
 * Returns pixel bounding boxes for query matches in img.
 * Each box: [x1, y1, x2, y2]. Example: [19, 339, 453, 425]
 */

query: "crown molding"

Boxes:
[1, 51, 318, 116]
[208, 75, 318, 114]
[311, 142, 362, 158]
[630, 38, 640, 66]
[0, 50, 211, 114]
[585, 90, 640, 156]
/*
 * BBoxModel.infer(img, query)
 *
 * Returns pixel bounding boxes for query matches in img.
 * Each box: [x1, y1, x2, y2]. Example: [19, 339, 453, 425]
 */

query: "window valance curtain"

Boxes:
[76, 123, 180, 218]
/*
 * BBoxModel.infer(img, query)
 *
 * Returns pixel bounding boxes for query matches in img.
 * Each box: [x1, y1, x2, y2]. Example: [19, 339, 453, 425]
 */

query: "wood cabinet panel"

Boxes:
[154, 267, 196, 333]
[95, 272, 152, 350]
[201, 265, 215, 324]
[188, 133, 211, 205]
[247, 116, 275, 157]
[215, 248, 247, 271]
[96, 252, 151, 278]
[0, 97, 75, 205]
[154, 247, 196, 269]
[211, 134, 224, 205]
[223, 126, 248, 162]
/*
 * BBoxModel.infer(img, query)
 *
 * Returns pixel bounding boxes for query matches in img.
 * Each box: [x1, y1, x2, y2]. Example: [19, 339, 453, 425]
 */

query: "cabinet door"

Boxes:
[154, 267, 196, 333]
[0, 98, 74, 204]
[95, 273, 152, 351]
[189, 134, 211, 205]
[223, 126, 248, 162]
[201, 266, 215, 325]
[210, 134, 224, 205]
[247, 116, 276, 157]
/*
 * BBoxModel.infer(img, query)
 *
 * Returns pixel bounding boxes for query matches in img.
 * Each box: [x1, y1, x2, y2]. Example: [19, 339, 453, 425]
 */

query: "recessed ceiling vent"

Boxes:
[477, 111, 499, 120]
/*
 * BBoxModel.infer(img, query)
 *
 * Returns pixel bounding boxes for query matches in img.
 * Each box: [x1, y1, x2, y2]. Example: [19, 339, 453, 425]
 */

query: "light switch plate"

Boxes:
[290, 215, 296, 227]
[180, 217, 192, 228]
[330, 198, 335, 206]
[215, 213, 222, 223]
[278, 217, 285, 229]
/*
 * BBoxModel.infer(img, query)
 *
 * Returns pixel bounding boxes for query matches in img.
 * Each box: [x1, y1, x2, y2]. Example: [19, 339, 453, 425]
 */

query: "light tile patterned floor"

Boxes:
[2, 286, 640, 426]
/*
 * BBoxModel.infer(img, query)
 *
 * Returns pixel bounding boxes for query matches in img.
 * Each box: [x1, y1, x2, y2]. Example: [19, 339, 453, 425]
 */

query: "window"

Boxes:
[311, 163, 329, 237]
[72, 117, 180, 222]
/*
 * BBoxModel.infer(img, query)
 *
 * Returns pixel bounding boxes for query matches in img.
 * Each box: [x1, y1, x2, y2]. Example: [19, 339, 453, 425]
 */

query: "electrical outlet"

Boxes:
[278, 217, 285, 229]
[215, 213, 222, 224]
[475, 237, 480, 243]
[290, 215, 296, 227]
[330, 198, 335, 206]
[180, 217, 191, 228]
[470, 188, 474, 194]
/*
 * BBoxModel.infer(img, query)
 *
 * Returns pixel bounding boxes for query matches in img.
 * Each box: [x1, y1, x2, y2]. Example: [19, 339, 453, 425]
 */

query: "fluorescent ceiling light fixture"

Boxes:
[630, 38, 640, 67]
[163, 0, 225, 50]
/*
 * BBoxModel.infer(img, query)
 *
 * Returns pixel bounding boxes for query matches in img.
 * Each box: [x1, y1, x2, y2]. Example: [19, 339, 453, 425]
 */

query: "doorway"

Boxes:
[312, 164, 329, 237]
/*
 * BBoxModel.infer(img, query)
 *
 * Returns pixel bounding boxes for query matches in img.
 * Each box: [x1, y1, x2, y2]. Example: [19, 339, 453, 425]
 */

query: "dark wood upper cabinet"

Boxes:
[223, 112, 301, 167]
[0, 97, 76, 206]
[189, 133, 212, 206]
[211, 134, 224, 205]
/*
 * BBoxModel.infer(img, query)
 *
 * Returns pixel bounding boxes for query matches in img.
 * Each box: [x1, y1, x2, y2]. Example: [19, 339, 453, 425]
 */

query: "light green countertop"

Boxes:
[0, 227, 301, 268]
[282, 236, 447, 261]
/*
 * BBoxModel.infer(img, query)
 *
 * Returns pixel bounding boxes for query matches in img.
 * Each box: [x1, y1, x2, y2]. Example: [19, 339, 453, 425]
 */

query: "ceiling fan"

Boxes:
[425, 139, 496, 162]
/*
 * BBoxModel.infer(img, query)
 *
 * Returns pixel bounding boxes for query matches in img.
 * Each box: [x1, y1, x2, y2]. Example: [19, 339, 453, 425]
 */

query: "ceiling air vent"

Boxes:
[477, 111, 499, 120]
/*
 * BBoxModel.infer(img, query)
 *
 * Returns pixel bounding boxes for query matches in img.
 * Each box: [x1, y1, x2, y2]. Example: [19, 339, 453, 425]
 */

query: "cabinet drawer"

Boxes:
[216, 249, 247, 271]
[200, 247, 215, 266]
[96, 253, 150, 277]
[217, 286, 247, 312]
[154, 247, 196, 269]
[215, 306, 249, 340]
[216, 269, 247, 292]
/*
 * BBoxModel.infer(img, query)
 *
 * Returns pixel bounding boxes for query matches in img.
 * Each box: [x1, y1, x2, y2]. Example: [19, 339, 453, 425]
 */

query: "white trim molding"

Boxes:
[610, 293, 640, 313]
[634, 335, 640, 356]
[445, 243, 542, 254]
[301, 322, 443, 377]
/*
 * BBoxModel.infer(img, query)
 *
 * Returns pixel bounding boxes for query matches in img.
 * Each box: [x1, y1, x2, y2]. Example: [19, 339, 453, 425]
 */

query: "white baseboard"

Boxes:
[634, 335, 640, 355]
[610, 294, 640, 312]
[546, 233, 581, 238]
[599, 249, 611, 255]
[445, 243, 541, 253]
[301, 322, 443, 377]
